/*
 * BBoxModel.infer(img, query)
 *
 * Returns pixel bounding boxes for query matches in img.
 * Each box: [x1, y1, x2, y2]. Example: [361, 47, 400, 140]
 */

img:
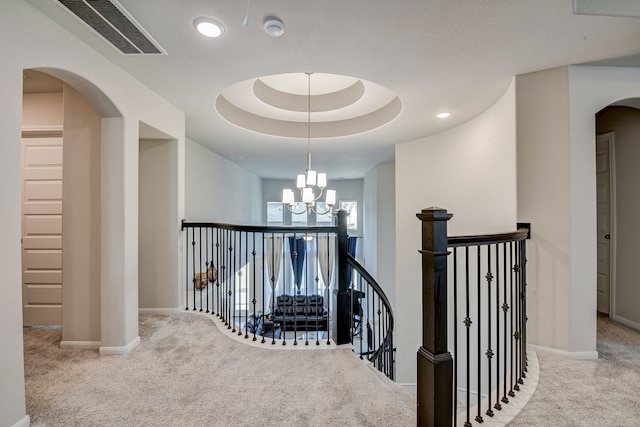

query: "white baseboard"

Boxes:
[99, 336, 140, 355]
[11, 415, 30, 427]
[139, 307, 183, 315]
[527, 343, 598, 359]
[60, 340, 101, 350]
[398, 383, 417, 395]
[611, 314, 640, 332]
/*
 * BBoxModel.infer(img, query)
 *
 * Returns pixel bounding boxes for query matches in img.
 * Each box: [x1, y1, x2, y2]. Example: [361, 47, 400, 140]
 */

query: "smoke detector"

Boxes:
[264, 18, 285, 37]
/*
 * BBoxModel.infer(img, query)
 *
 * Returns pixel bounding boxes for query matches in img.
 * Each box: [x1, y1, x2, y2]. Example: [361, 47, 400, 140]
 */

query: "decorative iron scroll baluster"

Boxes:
[475, 245, 483, 424]
[464, 246, 472, 427]
[205, 230, 210, 314]
[486, 246, 494, 418]
[185, 223, 189, 311]
[191, 228, 196, 311]
[250, 233, 256, 341]
[452, 247, 458, 426]
[508, 242, 516, 398]
[494, 243, 502, 412]
[501, 243, 509, 405]
[199, 227, 203, 312]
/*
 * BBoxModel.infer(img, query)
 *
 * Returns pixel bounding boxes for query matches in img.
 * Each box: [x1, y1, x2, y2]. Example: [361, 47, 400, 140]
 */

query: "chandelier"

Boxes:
[282, 72, 336, 215]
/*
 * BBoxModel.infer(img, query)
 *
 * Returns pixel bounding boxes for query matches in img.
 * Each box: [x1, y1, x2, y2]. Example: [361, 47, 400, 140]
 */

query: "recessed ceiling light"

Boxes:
[194, 17, 224, 38]
[436, 112, 451, 119]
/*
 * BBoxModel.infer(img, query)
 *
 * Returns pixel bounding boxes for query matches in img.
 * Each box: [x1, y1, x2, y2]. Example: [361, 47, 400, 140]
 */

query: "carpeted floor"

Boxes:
[24, 313, 415, 427]
[24, 313, 640, 426]
[509, 316, 640, 426]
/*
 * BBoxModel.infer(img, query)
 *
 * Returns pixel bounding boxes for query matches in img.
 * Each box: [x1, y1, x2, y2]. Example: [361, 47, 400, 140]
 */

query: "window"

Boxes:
[266, 202, 284, 225]
[340, 200, 358, 230]
[315, 202, 333, 225]
[291, 202, 308, 226]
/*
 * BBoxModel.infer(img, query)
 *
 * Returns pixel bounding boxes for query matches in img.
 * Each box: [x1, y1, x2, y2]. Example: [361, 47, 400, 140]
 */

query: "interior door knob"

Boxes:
[605, 234, 610, 239]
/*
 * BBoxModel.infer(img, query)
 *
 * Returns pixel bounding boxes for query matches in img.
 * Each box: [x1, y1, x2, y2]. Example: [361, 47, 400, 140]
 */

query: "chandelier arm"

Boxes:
[310, 204, 333, 215]
[286, 203, 308, 215]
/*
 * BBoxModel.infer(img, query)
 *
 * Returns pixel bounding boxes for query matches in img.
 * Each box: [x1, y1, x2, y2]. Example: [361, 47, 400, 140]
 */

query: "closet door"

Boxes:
[22, 135, 63, 326]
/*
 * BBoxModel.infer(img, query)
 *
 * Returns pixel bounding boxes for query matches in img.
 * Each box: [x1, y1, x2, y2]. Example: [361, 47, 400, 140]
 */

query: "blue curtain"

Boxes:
[288, 237, 306, 294]
[346, 236, 357, 286]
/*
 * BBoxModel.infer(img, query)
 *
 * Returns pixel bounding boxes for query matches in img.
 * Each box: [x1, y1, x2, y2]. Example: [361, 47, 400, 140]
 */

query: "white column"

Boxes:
[100, 117, 140, 354]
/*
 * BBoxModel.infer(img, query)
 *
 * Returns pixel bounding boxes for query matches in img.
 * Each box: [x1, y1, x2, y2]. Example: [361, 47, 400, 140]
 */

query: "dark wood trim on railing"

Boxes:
[182, 219, 338, 235]
[416, 207, 454, 427]
[447, 227, 529, 247]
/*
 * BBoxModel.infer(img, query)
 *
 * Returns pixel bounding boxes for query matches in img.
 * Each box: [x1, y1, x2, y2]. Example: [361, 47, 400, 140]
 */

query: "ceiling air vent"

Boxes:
[56, 0, 166, 55]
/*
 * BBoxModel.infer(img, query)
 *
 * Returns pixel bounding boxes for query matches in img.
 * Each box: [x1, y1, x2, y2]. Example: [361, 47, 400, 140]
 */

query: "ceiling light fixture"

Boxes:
[282, 73, 336, 215]
[194, 17, 224, 38]
[264, 17, 285, 37]
[436, 111, 451, 119]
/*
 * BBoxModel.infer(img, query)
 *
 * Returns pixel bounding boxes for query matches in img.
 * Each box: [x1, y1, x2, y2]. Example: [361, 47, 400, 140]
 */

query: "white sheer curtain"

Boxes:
[265, 236, 283, 310]
[317, 235, 335, 303]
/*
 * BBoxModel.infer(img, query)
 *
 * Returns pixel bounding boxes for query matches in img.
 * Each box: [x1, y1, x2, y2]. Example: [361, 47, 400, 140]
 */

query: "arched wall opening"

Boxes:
[516, 65, 640, 359]
[21, 68, 122, 347]
[595, 101, 640, 331]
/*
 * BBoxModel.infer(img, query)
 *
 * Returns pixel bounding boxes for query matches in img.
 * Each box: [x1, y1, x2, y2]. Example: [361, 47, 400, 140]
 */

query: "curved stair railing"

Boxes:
[181, 210, 395, 380]
[346, 253, 395, 380]
[416, 207, 530, 427]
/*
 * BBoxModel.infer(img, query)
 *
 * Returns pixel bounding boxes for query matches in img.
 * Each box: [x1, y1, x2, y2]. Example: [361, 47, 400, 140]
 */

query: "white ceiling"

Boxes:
[27, 0, 640, 179]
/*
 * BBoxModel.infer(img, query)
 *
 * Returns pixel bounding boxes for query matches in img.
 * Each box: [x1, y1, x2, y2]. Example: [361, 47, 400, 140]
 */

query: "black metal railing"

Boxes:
[181, 210, 395, 379]
[347, 253, 395, 380]
[416, 207, 529, 427]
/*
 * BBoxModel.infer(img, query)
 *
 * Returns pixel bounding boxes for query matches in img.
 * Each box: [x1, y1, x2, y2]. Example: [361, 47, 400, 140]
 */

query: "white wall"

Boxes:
[186, 139, 261, 224]
[395, 80, 517, 385]
[0, 2, 185, 424]
[22, 93, 63, 129]
[364, 162, 396, 311]
[62, 83, 102, 345]
[516, 67, 572, 353]
[596, 107, 640, 329]
[139, 139, 180, 311]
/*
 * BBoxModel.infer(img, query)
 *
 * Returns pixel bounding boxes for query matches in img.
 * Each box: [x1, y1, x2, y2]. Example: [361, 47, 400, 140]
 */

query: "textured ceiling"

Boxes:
[27, 0, 640, 179]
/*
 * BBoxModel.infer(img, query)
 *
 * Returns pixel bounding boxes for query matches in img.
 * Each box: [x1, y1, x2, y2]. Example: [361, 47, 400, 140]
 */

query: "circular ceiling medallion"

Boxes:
[215, 73, 402, 138]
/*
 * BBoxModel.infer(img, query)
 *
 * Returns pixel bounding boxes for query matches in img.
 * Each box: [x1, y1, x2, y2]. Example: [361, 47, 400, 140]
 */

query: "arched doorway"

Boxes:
[595, 102, 640, 332]
[21, 67, 121, 348]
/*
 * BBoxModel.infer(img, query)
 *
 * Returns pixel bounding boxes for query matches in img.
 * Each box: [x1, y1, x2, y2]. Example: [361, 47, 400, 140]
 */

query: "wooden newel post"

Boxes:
[335, 209, 351, 345]
[416, 207, 453, 427]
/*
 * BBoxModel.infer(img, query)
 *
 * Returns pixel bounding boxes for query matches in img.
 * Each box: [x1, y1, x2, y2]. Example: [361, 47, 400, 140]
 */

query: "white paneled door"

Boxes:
[22, 136, 63, 326]
[596, 133, 612, 315]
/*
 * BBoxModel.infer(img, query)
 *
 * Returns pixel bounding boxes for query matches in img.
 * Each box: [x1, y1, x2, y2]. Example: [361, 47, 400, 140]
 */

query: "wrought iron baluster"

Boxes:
[191, 228, 197, 311]
[501, 242, 509, 404]
[475, 245, 483, 424]
[453, 247, 458, 425]
[464, 246, 472, 427]
[486, 245, 494, 418]
[508, 241, 516, 398]
[494, 243, 503, 411]
[185, 225, 190, 311]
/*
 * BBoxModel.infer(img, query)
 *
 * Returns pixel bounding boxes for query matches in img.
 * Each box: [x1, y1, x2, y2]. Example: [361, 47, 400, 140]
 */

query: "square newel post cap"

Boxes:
[416, 206, 453, 222]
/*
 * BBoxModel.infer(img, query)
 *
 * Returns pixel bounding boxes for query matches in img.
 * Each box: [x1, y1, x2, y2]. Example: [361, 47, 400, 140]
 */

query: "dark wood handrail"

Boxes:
[447, 227, 529, 247]
[346, 253, 394, 333]
[182, 219, 338, 235]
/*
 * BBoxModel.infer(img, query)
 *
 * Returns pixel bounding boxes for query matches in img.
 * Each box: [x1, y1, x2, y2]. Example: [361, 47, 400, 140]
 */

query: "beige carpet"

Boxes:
[509, 316, 640, 426]
[24, 313, 415, 427]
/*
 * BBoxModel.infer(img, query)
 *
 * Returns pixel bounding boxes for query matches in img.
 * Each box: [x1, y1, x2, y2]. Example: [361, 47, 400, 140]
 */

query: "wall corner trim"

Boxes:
[11, 415, 30, 427]
[99, 336, 140, 355]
